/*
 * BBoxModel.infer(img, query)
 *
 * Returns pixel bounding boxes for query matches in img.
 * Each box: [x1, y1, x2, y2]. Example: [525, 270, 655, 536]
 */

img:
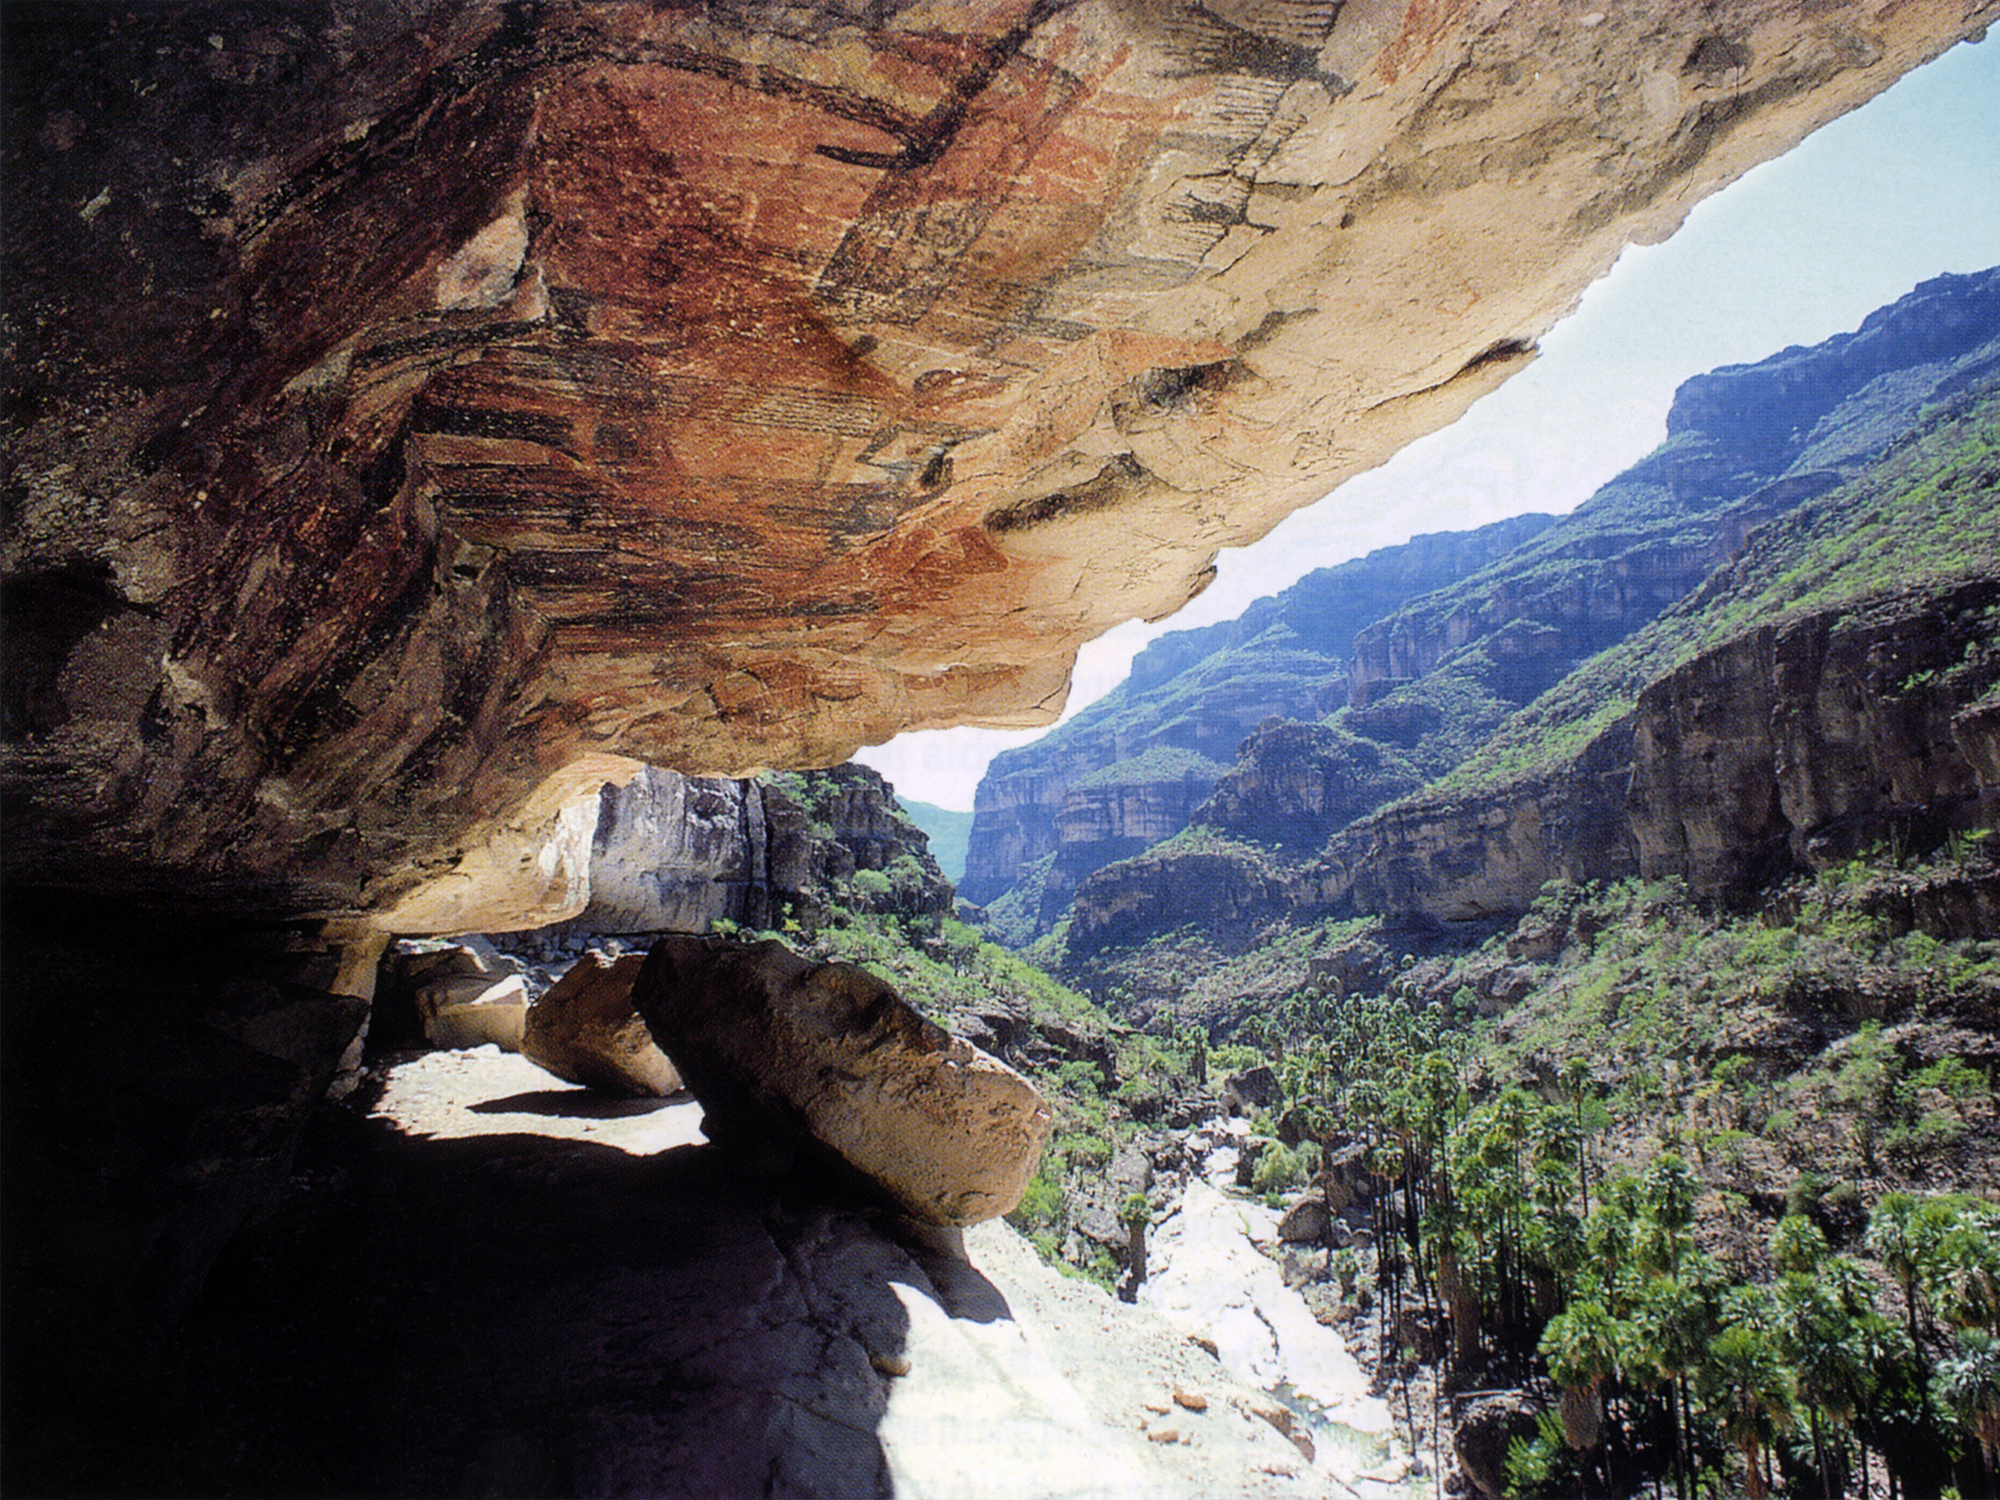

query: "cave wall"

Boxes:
[7, 0, 1992, 931]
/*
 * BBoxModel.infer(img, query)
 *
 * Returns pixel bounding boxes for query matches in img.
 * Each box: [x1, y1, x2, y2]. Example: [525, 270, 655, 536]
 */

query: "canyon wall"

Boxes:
[572, 763, 955, 934]
[961, 513, 1555, 907]
[1056, 269, 2000, 950]
[1316, 581, 2000, 924]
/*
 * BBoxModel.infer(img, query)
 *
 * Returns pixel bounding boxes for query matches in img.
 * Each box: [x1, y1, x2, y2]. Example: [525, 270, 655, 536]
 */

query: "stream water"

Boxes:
[1139, 1130, 1434, 1499]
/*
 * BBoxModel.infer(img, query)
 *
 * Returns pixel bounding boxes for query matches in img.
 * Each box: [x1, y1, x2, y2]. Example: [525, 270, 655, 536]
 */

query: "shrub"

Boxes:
[1252, 1140, 1309, 1192]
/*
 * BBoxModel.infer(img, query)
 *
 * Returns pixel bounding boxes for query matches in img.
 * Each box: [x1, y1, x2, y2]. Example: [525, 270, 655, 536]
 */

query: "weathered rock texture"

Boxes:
[521, 950, 683, 1096]
[634, 934, 1051, 1225]
[7, 0, 1991, 927]
[568, 761, 953, 935]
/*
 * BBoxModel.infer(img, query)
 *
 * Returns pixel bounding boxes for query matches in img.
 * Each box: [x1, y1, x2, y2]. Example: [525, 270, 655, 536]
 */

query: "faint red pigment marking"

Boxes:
[1379, 0, 1474, 84]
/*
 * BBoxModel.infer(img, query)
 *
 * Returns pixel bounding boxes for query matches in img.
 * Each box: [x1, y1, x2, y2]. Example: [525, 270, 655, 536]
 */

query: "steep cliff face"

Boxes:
[1198, 717, 1427, 847]
[574, 763, 954, 934]
[1042, 768, 1220, 925]
[1630, 580, 2000, 894]
[1070, 841, 1304, 954]
[11, 1, 1986, 930]
[1345, 269, 2000, 710]
[1319, 390, 2000, 926]
[1312, 721, 1639, 923]
[1056, 272, 2000, 953]
[1312, 581, 2000, 926]
[961, 513, 1553, 906]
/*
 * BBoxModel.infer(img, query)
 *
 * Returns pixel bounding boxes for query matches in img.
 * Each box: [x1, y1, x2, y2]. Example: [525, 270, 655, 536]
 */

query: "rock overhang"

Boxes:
[3, 0, 1993, 926]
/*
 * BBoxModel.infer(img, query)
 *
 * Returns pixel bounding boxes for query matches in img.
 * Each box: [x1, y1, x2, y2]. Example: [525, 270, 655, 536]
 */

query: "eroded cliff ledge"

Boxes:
[5, 0, 1992, 926]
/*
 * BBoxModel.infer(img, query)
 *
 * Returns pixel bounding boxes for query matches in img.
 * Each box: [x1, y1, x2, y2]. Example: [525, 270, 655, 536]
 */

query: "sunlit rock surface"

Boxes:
[634, 934, 1052, 1225]
[7, 0, 1992, 922]
[520, 950, 683, 1097]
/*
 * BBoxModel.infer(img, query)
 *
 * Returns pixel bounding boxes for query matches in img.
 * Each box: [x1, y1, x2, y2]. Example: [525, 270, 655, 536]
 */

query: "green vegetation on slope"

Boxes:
[1437, 387, 2000, 796]
[1225, 846, 1999, 1497]
[894, 796, 973, 884]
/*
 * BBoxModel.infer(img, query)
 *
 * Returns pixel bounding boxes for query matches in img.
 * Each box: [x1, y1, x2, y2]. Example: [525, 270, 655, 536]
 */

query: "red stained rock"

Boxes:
[3, 0, 1989, 923]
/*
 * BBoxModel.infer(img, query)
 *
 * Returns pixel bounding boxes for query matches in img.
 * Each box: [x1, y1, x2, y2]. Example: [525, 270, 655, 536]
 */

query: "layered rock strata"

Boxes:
[633, 934, 1051, 1225]
[961, 514, 1556, 909]
[7, 0, 1991, 927]
[1317, 577, 2000, 923]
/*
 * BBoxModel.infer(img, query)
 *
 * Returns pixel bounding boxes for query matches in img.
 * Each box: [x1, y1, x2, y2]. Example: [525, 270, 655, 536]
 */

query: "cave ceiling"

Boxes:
[3, 0, 1992, 924]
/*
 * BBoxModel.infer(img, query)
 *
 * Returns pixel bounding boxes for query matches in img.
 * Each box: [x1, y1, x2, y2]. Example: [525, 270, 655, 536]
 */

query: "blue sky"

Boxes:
[862, 33, 2000, 810]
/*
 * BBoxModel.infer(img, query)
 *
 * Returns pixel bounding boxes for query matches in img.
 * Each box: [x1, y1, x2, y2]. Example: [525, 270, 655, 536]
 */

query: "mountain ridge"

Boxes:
[970, 265, 2000, 949]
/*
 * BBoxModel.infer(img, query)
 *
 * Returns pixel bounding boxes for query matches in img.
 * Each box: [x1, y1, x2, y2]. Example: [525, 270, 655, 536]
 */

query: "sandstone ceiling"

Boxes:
[4, 0, 1992, 927]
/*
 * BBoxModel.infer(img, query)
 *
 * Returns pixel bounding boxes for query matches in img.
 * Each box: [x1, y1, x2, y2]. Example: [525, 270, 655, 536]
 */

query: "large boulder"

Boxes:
[395, 942, 530, 1051]
[632, 935, 1050, 1226]
[1276, 1192, 1331, 1245]
[521, 951, 682, 1098]
[1222, 1065, 1280, 1116]
[1454, 1391, 1546, 1500]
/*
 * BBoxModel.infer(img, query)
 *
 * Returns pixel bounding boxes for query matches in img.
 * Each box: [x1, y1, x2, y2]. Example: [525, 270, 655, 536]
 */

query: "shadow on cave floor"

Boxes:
[468, 1086, 692, 1119]
[17, 1051, 1011, 1500]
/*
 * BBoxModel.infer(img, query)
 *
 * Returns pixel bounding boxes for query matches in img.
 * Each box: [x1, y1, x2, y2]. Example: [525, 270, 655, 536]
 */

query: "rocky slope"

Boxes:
[1344, 266, 2000, 708]
[1059, 269, 2000, 954]
[1321, 386, 2000, 927]
[962, 514, 1555, 911]
[24, 1047, 1343, 1500]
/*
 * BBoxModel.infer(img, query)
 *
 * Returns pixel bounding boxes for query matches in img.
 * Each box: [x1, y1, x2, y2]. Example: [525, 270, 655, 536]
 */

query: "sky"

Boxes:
[860, 34, 2000, 811]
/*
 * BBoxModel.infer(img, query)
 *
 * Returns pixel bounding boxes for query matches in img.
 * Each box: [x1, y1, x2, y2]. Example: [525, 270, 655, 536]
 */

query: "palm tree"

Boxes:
[1629, 1260, 1722, 1500]
[1543, 1297, 1621, 1453]
[1919, 1198, 1999, 1337]
[1934, 1329, 2000, 1476]
[1866, 1191, 1925, 1344]
[1773, 1239, 1883, 1500]
[1697, 1318, 1795, 1500]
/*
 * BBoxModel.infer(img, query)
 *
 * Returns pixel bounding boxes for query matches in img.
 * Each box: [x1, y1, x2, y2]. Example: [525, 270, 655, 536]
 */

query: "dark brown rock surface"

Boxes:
[521, 951, 682, 1097]
[6, 0, 1990, 927]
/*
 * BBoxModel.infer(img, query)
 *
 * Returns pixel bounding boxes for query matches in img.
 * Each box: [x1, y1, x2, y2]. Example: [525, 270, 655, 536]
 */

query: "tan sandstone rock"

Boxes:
[633, 934, 1052, 1225]
[521, 952, 683, 1098]
[419, 971, 529, 1052]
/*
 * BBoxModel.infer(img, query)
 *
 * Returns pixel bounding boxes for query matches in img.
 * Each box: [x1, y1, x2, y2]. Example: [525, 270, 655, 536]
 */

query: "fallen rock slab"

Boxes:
[633, 935, 1051, 1225]
[521, 952, 682, 1098]
[420, 972, 528, 1052]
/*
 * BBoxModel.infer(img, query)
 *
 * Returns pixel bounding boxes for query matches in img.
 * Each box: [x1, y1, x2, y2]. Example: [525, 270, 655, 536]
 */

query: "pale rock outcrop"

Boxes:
[420, 973, 529, 1052]
[386, 940, 532, 1051]
[521, 951, 682, 1098]
[570, 762, 955, 935]
[633, 935, 1051, 1226]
